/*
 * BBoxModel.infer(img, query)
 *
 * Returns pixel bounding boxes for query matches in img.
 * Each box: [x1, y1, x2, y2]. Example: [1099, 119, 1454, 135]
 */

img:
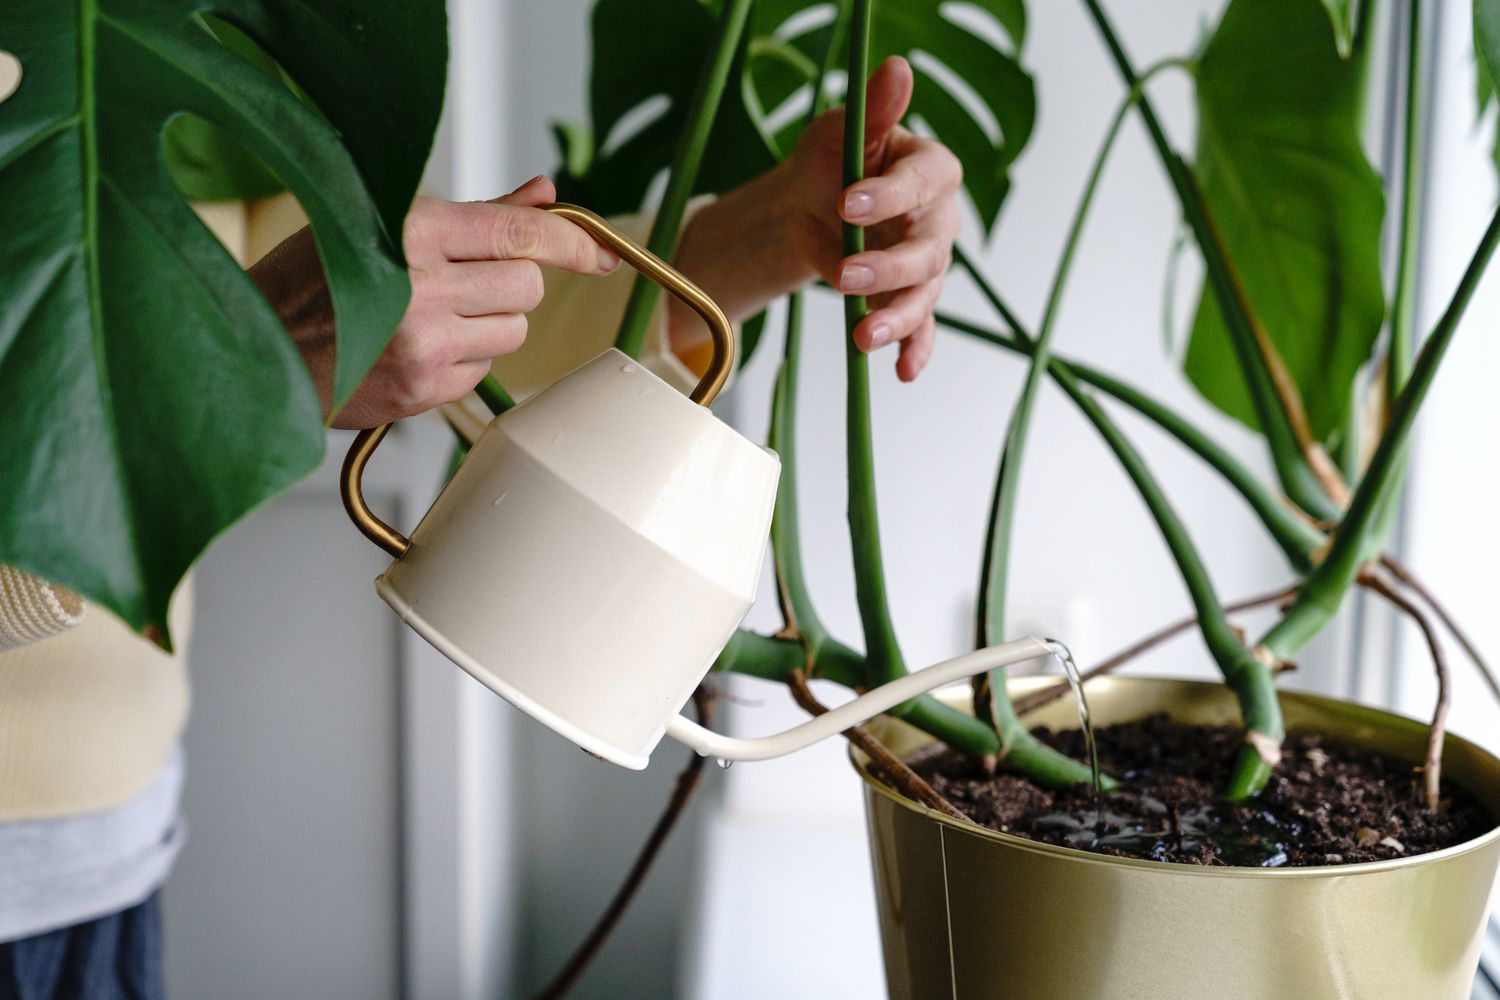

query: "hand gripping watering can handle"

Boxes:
[341, 203, 738, 558]
[665, 636, 1063, 761]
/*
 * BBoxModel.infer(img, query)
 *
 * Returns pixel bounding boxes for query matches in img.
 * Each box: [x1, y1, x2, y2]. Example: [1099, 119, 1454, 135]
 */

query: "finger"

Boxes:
[434, 259, 545, 317]
[843, 137, 962, 226]
[403, 182, 562, 267]
[493, 174, 556, 208]
[862, 57, 914, 158]
[454, 313, 528, 362]
[426, 200, 620, 273]
[896, 316, 936, 382]
[853, 279, 942, 352]
[837, 232, 952, 296]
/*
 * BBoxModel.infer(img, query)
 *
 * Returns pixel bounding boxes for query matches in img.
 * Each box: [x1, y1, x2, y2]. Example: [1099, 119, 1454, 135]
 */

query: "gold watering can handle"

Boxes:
[341, 203, 737, 559]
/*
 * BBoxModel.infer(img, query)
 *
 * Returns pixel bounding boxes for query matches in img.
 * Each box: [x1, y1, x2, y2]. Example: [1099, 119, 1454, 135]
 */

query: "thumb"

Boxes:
[862, 56, 913, 163]
[491, 174, 557, 208]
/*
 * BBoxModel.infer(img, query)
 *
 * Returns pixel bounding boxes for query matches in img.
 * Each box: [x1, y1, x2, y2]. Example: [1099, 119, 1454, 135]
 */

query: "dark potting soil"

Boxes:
[908, 714, 1495, 867]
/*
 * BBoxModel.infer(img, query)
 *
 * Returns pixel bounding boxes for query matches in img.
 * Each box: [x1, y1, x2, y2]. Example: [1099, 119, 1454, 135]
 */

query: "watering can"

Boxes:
[341, 204, 1060, 769]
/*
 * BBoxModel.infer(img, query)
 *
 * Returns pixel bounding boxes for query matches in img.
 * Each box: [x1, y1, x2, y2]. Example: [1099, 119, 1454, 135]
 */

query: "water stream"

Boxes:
[1043, 638, 1102, 837]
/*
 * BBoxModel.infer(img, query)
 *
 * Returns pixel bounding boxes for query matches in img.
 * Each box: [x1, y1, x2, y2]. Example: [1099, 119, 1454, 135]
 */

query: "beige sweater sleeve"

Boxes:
[0, 567, 87, 652]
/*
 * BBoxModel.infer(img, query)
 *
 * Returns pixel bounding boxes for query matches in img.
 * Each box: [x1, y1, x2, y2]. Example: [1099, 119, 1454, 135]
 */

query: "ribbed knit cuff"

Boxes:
[0, 566, 87, 652]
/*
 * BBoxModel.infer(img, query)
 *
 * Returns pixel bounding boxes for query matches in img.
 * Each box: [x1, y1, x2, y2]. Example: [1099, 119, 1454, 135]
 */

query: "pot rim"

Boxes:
[852, 675, 1500, 878]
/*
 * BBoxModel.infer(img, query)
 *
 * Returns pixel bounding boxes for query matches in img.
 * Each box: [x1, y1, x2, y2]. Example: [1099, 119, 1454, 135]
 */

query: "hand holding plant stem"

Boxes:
[663, 55, 962, 380]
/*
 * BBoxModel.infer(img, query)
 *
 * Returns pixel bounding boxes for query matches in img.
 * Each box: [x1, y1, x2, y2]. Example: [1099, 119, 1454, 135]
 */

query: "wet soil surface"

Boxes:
[909, 715, 1494, 867]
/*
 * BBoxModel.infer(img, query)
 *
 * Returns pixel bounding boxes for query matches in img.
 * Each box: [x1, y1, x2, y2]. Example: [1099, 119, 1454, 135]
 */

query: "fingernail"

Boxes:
[841, 264, 874, 291]
[868, 323, 892, 349]
[597, 248, 620, 272]
[845, 191, 873, 219]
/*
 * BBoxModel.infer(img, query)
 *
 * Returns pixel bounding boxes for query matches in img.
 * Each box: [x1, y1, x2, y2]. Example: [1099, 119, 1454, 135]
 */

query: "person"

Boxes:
[0, 56, 959, 997]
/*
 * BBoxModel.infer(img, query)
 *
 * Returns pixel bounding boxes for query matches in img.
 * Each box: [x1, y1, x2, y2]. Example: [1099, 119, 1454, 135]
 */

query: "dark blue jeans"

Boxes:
[0, 894, 163, 1000]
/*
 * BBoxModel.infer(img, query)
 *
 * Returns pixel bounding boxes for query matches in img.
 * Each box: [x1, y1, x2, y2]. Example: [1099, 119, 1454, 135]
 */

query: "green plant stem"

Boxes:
[714, 630, 864, 687]
[973, 92, 1137, 789]
[764, 0, 848, 654]
[1260, 205, 1500, 661]
[1364, 0, 1426, 555]
[613, 0, 753, 356]
[1078, 0, 1339, 523]
[841, 0, 908, 691]
[1388, 0, 1423, 404]
[937, 312, 1323, 571]
[954, 245, 1029, 334]
[475, 375, 515, 415]
[768, 293, 829, 650]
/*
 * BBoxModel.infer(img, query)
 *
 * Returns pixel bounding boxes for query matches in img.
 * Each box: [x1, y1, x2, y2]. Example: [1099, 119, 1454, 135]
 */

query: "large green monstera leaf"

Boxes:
[0, 1, 447, 642]
[1183, 0, 1385, 442]
[551, 0, 775, 217]
[556, 0, 1034, 235]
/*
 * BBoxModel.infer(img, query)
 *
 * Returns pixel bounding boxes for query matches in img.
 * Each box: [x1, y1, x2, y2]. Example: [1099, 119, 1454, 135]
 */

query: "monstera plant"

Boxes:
[528, 0, 1500, 990]
[552, 0, 1500, 801]
[0, 2, 447, 644]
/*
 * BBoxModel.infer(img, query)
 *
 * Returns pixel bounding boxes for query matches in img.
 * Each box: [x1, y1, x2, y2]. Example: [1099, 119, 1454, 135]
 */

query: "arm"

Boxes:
[669, 56, 962, 382]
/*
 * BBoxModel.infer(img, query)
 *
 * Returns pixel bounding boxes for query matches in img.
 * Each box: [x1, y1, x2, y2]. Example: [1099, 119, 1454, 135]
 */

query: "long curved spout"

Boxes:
[665, 636, 1059, 762]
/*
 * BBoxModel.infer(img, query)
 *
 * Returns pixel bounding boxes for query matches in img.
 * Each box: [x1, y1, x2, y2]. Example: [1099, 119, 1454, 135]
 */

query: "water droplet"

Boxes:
[714, 758, 734, 770]
[621, 363, 640, 374]
[491, 491, 509, 506]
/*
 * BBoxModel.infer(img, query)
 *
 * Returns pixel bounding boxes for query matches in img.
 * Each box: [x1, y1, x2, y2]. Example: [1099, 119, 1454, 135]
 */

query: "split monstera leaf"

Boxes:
[0, 2, 447, 644]
[553, 0, 1035, 236]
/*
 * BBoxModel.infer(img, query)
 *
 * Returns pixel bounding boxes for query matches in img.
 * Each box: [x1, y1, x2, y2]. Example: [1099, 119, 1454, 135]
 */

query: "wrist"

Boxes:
[671, 163, 816, 320]
[250, 227, 334, 348]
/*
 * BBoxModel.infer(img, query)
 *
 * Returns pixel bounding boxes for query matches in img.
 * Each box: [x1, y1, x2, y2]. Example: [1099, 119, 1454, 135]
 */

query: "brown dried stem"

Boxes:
[1359, 571, 1449, 812]
[787, 671, 967, 821]
[1379, 554, 1500, 706]
[531, 686, 717, 1000]
[1014, 584, 1301, 718]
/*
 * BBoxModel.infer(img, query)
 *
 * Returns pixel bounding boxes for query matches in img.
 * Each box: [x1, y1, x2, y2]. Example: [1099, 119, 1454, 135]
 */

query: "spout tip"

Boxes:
[1040, 637, 1074, 663]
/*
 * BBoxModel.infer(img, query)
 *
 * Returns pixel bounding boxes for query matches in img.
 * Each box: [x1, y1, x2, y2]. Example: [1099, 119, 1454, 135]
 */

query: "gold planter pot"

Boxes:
[855, 677, 1500, 1000]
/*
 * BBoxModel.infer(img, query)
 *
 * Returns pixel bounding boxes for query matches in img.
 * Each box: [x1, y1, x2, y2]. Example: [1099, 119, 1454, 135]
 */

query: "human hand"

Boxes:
[253, 175, 619, 428]
[781, 55, 961, 380]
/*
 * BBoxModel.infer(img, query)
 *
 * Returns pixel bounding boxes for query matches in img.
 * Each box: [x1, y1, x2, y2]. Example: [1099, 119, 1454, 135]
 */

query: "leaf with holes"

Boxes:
[1183, 0, 1385, 442]
[752, 0, 1033, 232]
[551, 0, 775, 215]
[0, 1, 446, 642]
[556, 0, 1034, 234]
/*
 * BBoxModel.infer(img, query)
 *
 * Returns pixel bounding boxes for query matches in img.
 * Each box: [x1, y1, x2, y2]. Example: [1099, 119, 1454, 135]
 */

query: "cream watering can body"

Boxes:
[342, 204, 1058, 769]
